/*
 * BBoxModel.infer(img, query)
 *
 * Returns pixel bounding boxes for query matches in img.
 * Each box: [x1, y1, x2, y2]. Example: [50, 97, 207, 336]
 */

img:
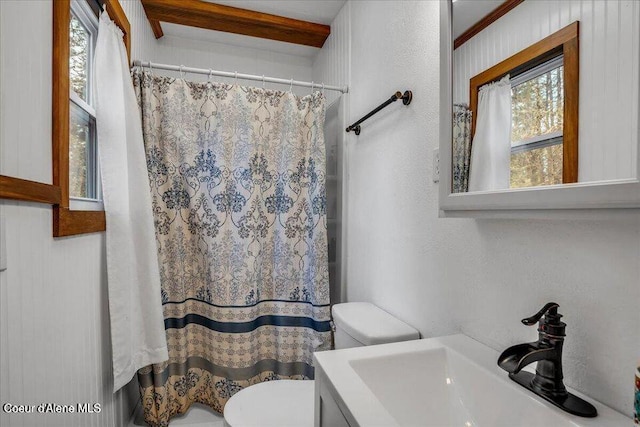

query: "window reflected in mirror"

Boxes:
[510, 56, 564, 189]
[464, 23, 578, 192]
[452, 0, 639, 194]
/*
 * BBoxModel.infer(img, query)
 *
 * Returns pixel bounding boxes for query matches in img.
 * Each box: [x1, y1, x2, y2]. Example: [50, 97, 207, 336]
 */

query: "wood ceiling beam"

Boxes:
[140, 0, 330, 48]
[149, 19, 164, 38]
[454, 0, 524, 50]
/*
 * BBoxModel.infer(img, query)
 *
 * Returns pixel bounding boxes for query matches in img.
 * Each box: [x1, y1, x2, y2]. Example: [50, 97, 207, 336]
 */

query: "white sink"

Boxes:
[313, 334, 630, 427]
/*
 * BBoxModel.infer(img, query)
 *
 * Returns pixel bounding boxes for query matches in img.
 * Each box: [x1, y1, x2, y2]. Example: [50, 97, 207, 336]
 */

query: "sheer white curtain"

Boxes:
[469, 76, 512, 192]
[95, 12, 168, 391]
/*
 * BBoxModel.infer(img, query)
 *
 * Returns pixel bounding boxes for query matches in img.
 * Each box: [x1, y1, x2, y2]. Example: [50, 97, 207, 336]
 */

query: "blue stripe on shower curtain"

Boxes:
[164, 313, 332, 332]
[163, 297, 330, 308]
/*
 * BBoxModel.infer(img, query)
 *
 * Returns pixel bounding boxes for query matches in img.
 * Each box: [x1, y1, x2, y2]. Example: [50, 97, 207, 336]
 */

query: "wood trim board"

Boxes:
[562, 33, 579, 184]
[0, 176, 62, 205]
[53, 0, 71, 208]
[149, 18, 164, 38]
[140, 0, 330, 48]
[454, 0, 524, 50]
[53, 207, 106, 237]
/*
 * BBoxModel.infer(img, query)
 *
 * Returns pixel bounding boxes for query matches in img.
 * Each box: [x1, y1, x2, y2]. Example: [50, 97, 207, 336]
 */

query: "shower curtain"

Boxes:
[133, 70, 332, 426]
[452, 104, 472, 193]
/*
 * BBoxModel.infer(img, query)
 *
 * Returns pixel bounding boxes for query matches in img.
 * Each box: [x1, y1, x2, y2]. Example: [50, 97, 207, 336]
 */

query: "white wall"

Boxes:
[0, 1, 316, 425]
[453, 0, 640, 182]
[0, 1, 140, 426]
[2, 0, 637, 424]
[120, 0, 157, 62]
[315, 0, 640, 417]
[123, 11, 314, 98]
[121, 0, 314, 93]
[147, 35, 313, 97]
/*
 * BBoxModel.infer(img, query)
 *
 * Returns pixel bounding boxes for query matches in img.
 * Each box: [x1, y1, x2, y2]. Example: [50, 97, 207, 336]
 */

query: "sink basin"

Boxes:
[313, 334, 630, 427]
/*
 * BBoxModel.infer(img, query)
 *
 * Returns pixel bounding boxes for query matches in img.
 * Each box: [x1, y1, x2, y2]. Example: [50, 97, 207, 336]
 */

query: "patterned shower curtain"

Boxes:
[132, 70, 332, 427]
[453, 104, 473, 193]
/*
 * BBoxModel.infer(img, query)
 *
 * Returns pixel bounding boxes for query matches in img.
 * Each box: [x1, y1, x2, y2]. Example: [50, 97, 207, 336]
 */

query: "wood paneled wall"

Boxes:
[0, 1, 142, 425]
[312, 2, 350, 304]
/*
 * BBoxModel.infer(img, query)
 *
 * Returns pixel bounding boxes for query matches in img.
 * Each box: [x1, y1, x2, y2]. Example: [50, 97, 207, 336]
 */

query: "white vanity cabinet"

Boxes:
[314, 365, 350, 427]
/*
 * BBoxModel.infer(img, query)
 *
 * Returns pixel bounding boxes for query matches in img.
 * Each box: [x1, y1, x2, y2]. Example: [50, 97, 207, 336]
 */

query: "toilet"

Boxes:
[223, 302, 420, 427]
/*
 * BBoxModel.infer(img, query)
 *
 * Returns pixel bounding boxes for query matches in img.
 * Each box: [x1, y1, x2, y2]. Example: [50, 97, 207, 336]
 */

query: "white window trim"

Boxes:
[512, 131, 563, 150]
[70, 90, 96, 117]
[510, 55, 564, 87]
[69, 0, 102, 207]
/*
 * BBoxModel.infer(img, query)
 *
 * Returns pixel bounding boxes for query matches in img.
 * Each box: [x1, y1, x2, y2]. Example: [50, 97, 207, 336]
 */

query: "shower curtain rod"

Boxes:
[132, 60, 349, 94]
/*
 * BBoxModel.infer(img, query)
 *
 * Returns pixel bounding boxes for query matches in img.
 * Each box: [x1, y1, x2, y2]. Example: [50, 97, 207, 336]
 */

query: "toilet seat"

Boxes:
[223, 303, 419, 426]
[223, 380, 314, 427]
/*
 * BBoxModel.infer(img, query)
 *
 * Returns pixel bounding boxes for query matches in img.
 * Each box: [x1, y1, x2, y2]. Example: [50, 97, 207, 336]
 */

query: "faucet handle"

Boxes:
[521, 302, 560, 326]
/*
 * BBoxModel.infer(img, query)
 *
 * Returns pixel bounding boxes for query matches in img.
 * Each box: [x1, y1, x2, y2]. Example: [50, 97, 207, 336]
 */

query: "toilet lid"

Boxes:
[332, 302, 420, 346]
[224, 380, 314, 427]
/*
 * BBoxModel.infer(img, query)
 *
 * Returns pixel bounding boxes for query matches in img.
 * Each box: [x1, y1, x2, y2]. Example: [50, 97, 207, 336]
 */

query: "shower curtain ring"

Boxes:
[322, 83, 325, 95]
[289, 78, 293, 93]
[148, 61, 154, 75]
[179, 65, 185, 78]
[234, 71, 238, 85]
[311, 81, 314, 94]
[208, 69, 213, 82]
[262, 75, 265, 88]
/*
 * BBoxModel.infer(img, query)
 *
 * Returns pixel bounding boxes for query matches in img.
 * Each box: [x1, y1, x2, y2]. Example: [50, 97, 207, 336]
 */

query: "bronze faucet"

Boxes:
[497, 302, 597, 418]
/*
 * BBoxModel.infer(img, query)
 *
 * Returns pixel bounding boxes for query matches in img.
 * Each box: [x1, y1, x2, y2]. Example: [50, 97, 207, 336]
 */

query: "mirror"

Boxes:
[451, 0, 639, 194]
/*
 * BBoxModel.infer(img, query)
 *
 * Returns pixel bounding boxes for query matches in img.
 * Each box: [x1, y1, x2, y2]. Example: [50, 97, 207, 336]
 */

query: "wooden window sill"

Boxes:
[53, 207, 106, 237]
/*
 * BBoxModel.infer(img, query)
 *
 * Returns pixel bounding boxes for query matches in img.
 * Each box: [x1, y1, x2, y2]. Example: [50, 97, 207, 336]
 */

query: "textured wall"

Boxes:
[0, 1, 138, 426]
[454, 0, 640, 182]
[315, 0, 640, 416]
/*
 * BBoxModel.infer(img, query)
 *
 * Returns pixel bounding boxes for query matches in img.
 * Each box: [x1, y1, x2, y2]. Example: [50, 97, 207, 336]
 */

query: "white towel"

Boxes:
[95, 12, 168, 392]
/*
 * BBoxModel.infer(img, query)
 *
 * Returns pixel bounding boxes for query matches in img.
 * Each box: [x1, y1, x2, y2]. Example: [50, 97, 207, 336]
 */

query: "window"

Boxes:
[69, 1, 99, 200]
[510, 56, 564, 188]
[52, 0, 129, 237]
[468, 22, 579, 191]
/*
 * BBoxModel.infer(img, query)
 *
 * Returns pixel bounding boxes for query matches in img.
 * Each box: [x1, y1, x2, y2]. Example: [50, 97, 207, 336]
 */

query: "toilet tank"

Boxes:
[332, 302, 420, 349]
